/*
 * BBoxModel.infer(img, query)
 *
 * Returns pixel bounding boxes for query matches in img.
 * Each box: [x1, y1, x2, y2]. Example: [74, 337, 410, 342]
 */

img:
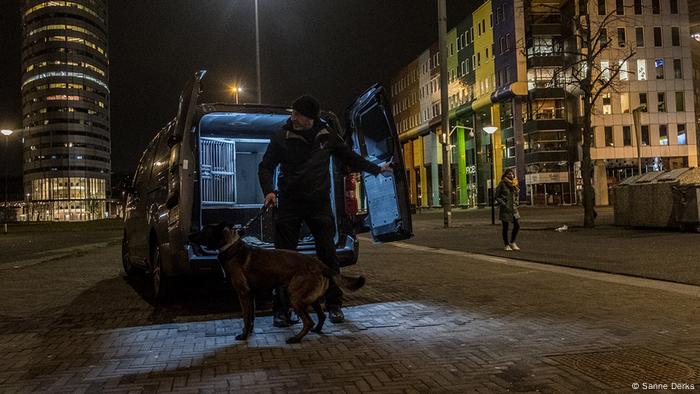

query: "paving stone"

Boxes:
[1, 224, 699, 392]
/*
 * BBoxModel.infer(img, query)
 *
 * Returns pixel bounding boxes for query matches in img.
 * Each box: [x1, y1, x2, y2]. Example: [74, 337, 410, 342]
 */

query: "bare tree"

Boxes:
[558, 0, 636, 227]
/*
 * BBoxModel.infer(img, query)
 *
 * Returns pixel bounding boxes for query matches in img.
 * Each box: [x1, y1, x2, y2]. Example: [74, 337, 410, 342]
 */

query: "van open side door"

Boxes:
[346, 84, 412, 243]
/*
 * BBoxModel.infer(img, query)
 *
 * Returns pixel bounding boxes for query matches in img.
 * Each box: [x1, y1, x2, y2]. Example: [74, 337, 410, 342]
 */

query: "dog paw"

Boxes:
[311, 326, 323, 334]
[286, 337, 301, 344]
[235, 333, 249, 341]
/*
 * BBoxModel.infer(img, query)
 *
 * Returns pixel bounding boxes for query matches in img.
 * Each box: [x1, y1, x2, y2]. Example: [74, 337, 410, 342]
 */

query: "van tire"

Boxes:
[122, 232, 139, 276]
[151, 245, 172, 302]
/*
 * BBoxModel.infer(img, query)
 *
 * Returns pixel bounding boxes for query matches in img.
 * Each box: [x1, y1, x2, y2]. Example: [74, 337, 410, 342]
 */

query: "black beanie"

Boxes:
[292, 95, 320, 119]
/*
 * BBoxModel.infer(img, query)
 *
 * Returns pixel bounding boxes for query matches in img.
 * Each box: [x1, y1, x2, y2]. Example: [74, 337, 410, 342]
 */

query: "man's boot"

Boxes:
[273, 310, 292, 328]
[327, 305, 345, 323]
[272, 287, 292, 327]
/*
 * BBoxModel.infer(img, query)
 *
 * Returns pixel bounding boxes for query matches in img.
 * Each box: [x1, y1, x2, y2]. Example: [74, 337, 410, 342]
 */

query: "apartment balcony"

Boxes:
[523, 118, 569, 133]
[527, 53, 565, 68]
[525, 150, 569, 163]
[528, 84, 567, 99]
[528, 13, 565, 36]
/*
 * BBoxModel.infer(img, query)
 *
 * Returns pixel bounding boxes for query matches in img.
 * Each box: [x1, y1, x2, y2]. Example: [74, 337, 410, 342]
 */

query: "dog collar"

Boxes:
[218, 240, 246, 261]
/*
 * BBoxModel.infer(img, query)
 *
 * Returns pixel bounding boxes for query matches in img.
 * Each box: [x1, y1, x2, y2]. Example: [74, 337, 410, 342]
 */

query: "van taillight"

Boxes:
[344, 173, 359, 216]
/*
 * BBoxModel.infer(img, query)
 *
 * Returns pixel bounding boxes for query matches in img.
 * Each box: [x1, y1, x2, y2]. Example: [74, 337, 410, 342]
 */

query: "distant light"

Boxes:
[693, 33, 700, 42]
[1, 129, 13, 136]
[21, 71, 109, 92]
[483, 126, 498, 135]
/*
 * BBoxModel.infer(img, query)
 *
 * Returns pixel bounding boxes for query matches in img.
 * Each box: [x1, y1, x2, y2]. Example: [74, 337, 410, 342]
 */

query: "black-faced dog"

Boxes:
[188, 223, 365, 344]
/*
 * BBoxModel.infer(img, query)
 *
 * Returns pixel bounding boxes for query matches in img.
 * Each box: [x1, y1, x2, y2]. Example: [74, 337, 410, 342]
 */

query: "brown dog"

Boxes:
[188, 223, 365, 344]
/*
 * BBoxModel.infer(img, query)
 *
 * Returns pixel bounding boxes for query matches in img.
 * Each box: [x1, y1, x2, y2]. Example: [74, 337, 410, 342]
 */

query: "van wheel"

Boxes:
[122, 233, 138, 276]
[151, 246, 172, 302]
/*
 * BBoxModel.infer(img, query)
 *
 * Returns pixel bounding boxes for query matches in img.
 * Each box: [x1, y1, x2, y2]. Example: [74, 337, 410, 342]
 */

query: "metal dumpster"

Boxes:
[613, 168, 700, 230]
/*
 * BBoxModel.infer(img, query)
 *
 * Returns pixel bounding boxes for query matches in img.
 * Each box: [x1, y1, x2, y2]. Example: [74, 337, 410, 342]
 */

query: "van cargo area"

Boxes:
[199, 136, 276, 244]
[196, 112, 339, 249]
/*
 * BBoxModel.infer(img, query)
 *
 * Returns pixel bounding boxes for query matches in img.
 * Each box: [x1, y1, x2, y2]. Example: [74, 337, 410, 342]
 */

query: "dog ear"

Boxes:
[222, 226, 240, 242]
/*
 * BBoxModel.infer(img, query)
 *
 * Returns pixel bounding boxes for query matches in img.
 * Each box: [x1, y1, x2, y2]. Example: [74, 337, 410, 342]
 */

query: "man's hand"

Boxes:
[264, 192, 277, 207]
[379, 162, 393, 176]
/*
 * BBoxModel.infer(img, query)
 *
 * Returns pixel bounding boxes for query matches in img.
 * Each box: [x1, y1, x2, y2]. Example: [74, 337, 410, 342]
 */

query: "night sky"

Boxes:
[0, 0, 469, 183]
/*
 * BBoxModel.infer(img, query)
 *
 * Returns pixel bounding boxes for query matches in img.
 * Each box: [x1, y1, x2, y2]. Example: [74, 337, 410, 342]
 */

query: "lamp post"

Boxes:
[437, 0, 451, 228]
[1, 129, 13, 234]
[254, 0, 261, 103]
[632, 105, 645, 175]
[483, 126, 498, 225]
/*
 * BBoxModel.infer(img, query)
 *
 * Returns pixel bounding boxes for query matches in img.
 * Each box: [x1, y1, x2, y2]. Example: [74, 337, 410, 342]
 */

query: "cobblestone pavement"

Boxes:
[0, 234, 699, 393]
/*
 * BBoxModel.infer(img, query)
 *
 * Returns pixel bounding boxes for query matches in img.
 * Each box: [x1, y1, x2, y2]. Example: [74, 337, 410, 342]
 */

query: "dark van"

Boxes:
[122, 71, 412, 299]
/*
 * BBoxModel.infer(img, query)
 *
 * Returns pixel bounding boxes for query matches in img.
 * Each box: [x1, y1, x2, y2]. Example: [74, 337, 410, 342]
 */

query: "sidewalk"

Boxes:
[405, 205, 700, 286]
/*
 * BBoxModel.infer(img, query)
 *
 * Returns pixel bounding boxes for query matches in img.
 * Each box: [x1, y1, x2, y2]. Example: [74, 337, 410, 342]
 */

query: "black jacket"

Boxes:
[258, 119, 381, 202]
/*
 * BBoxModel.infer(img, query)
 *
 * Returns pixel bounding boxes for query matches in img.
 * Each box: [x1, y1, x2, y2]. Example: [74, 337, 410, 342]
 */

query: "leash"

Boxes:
[237, 204, 272, 233]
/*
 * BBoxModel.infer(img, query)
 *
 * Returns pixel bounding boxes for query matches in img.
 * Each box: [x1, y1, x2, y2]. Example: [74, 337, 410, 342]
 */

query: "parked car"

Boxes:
[122, 70, 412, 299]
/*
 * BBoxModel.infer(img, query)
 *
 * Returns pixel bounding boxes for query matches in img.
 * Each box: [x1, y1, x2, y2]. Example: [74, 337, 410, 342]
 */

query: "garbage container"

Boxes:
[613, 167, 700, 230]
[673, 183, 700, 232]
[612, 174, 641, 227]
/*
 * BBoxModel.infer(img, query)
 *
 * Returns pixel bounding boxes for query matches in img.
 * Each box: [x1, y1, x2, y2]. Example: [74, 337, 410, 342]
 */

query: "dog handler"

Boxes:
[259, 95, 391, 326]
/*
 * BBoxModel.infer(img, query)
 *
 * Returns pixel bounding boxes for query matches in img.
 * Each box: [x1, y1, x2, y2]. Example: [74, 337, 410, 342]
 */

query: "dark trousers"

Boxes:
[273, 197, 342, 311]
[502, 219, 520, 246]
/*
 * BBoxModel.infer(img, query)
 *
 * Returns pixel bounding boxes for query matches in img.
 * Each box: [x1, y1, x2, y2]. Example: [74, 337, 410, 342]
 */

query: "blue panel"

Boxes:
[348, 84, 413, 243]
[363, 173, 401, 239]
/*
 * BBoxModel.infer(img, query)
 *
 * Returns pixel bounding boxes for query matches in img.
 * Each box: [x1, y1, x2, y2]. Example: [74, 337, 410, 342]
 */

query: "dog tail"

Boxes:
[334, 274, 366, 292]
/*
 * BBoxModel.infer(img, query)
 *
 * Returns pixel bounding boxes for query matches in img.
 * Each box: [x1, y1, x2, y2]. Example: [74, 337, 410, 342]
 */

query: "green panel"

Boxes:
[456, 126, 467, 206]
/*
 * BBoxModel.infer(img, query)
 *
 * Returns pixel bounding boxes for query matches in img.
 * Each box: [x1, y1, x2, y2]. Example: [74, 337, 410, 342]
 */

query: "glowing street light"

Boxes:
[230, 86, 243, 104]
[483, 126, 498, 225]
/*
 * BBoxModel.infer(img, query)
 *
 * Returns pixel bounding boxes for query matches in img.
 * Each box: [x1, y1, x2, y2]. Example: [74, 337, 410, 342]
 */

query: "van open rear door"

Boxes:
[166, 70, 206, 274]
[347, 84, 412, 243]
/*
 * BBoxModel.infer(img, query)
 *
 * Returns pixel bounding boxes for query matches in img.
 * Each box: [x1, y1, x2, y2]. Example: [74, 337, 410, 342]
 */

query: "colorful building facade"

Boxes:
[391, 0, 700, 208]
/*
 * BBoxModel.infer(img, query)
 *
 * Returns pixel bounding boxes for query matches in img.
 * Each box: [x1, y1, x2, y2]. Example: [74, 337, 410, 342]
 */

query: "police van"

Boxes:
[122, 70, 412, 299]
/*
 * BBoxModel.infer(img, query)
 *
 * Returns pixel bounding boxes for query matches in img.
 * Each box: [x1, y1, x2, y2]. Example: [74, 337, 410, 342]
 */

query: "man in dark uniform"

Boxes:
[258, 95, 390, 326]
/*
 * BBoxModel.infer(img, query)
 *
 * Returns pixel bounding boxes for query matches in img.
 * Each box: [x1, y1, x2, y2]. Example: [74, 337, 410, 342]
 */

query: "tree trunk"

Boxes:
[581, 88, 596, 228]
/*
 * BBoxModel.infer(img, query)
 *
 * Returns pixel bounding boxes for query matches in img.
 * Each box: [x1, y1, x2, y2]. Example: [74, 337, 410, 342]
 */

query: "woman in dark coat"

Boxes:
[494, 169, 520, 251]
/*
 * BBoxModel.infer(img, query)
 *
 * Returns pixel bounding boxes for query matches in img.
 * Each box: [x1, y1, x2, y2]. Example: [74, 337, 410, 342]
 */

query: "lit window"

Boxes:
[603, 93, 612, 114]
[24, 2, 104, 23]
[655, 58, 664, 80]
[601, 60, 610, 81]
[677, 124, 686, 145]
[21, 71, 109, 91]
[637, 59, 647, 80]
[619, 60, 628, 80]
[620, 93, 629, 113]
[659, 124, 668, 145]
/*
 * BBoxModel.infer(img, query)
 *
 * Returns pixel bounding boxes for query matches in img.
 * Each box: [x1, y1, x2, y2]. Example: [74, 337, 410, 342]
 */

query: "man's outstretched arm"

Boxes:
[332, 135, 391, 175]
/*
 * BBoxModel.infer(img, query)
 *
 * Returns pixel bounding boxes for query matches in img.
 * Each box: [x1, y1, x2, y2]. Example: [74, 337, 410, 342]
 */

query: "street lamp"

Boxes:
[230, 86, 243, 104]
[1, 129, 14, 234]
[632, 105, 646, 175]
[254, 0, 261, 103]
[483, 126, 498, 225]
